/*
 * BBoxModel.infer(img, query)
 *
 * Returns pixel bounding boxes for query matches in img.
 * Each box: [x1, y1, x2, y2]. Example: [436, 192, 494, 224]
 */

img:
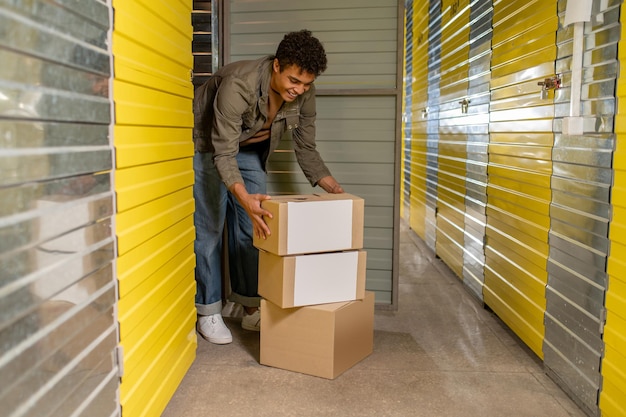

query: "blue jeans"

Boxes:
[193, 146, 266, 316]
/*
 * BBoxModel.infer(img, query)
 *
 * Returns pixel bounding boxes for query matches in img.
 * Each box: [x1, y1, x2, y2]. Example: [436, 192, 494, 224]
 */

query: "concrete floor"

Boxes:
[162, 221, 587, 417]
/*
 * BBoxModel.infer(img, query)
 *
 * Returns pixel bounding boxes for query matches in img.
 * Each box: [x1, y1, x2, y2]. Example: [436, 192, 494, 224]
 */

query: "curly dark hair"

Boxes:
[274, 29, 327, 77]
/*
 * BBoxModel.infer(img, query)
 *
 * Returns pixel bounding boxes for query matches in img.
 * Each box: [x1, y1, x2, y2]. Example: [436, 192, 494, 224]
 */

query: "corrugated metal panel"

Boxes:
[601, 0, 626, 415]
[408, 0, 430, 240]
[485, 0, 558, 358]
[436, 0, 471, 279]
[404, 0, 439, 250]
[401, 0, 413, 221]
[461, 0, 492, 301]
[403, 0, 624, 412]
[0, 1, 119, 417]
[229, 0, 399, 90]
[228, 0, 401, 306]
[111, 0, 197, 416]
[414, 0, 442, 251]
[424, 0, 442, 252]
[543, 3, 618, 414]
[600, 273, 626, 416]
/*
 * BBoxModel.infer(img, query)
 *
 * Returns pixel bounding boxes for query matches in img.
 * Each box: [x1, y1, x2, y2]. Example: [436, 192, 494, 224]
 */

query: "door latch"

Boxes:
[538, 75, 561, 99]
[458, 98, 470, 114]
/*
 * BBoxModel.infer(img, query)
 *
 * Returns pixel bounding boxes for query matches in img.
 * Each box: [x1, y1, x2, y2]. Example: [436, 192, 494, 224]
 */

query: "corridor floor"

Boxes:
[162, 221, 586, 417]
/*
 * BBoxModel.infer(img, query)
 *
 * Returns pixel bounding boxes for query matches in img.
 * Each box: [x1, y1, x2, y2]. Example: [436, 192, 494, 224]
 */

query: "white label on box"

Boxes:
[293, 251, 359, 306]
[286, 199, 353, 254]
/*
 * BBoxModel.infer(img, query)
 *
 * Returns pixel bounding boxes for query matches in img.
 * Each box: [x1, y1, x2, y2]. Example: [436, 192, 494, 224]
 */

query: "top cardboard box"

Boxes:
[253, 193, 364, 256]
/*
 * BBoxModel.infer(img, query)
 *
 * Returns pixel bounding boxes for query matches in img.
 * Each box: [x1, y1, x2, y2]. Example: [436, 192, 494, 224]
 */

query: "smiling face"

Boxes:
[270, 58, 316, 102]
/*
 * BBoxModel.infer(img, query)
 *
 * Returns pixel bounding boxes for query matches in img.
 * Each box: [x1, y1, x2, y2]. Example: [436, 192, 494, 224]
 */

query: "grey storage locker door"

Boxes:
[543, 2, 619, 415]
[0, 2, 120, 416]
[226, 0, 402, 307]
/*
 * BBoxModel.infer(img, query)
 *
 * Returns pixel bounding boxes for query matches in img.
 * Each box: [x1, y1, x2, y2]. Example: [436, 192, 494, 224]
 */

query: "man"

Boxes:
[193, 30, 344, 344]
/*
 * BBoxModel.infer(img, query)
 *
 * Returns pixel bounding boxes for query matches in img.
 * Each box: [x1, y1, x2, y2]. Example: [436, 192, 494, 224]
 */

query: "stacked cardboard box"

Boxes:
[254, 193, 374, 379]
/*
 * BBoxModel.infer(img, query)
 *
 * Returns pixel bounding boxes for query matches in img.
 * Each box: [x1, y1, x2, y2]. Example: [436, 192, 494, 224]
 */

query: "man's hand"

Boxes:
[317, 176, 344, 194]
[229, 182, 273, 239]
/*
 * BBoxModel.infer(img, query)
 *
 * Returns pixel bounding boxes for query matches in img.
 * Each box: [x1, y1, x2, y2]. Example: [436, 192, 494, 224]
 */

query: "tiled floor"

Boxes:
[162, 221, 587, 417]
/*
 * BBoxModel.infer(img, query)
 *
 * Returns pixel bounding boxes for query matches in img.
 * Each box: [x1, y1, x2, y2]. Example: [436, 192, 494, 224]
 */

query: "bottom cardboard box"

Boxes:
[260, 291, 374, 379]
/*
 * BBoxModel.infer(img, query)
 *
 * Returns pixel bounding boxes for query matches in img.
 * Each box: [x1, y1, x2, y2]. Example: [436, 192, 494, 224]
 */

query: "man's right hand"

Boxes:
[229, 182, 273, 239]
[317, 175, 344, 194]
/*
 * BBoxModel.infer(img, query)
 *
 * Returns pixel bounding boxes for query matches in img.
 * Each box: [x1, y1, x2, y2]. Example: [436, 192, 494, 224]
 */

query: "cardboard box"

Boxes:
[260, 291, 375, 379]
[253, 193, 364, 256]
[259, 250, 367, 308]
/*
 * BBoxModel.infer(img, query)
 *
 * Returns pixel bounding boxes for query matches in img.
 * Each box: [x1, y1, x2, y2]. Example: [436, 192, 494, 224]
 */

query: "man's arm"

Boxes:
[211, 76, 274, 236]
[291, 88, 344, 192]
[211, 77, 251, 188]
[228, 182, 273, 239]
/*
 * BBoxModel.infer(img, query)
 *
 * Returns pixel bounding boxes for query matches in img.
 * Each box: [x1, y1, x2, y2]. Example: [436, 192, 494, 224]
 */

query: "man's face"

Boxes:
[271, 59, 316, 102]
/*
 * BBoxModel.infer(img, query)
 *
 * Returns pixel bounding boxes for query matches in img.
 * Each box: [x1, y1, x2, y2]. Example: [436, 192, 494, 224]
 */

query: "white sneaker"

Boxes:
[197, 314, 232, 344]
[241, 309, 261, 332]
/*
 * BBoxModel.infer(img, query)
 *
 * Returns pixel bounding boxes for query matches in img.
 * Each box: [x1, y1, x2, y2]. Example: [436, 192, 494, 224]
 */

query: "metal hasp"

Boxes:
[458, 98, 470, 114]
[538, 75, 562, 99]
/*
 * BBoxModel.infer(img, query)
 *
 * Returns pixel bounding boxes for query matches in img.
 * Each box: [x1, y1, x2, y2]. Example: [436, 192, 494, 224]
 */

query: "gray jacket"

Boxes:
[193, 56, 331, 188]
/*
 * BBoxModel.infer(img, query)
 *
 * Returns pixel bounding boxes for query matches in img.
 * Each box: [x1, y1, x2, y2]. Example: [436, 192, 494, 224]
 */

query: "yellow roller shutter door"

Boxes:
[112, 1, 196, 416]
[409, 1, 431, 240]
[485, 0, 558, 358]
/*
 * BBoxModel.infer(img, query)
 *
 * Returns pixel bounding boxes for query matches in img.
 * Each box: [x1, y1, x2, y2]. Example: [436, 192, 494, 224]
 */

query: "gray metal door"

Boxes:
[543, 1, 620, 415]
[0, 1, 120, 416]
[462, 0, 492, 301]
